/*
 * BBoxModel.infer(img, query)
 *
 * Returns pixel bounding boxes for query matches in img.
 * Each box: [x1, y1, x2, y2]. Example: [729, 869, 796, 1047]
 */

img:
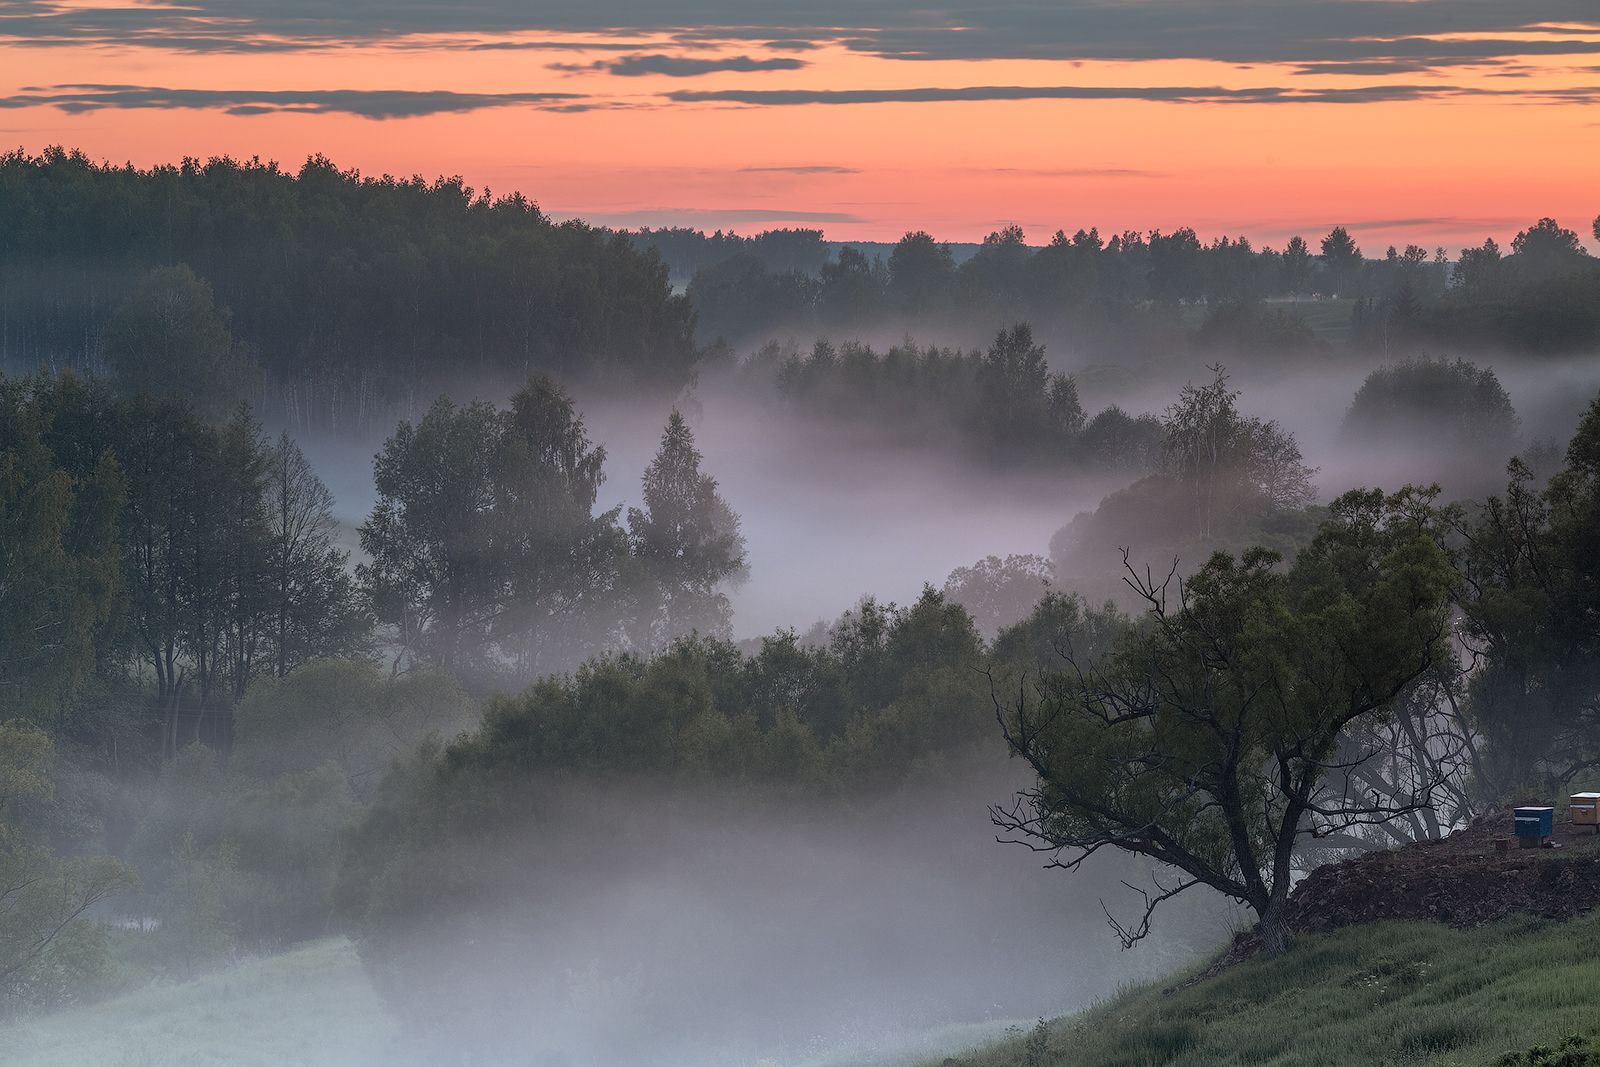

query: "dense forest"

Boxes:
[668, 217, 1600, 359]
[0, 149, 697, 434]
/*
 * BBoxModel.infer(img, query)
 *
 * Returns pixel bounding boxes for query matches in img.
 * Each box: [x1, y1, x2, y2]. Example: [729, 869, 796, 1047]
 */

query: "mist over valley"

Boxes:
[3, 127, 1600, 1067]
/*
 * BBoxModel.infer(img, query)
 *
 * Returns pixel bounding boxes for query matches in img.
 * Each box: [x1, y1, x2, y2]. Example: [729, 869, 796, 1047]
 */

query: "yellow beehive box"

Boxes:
[1571, 792, 1600, 826]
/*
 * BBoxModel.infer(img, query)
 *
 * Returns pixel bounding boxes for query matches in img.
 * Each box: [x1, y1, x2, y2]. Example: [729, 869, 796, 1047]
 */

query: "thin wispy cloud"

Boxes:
[667, 82, 1600, 106]
[462, 39, 663, 52]
[1291, 60, 1454, 76]
[576, 206, 867, 226]
[992, 166, 1162, 178]
[1314, 215, 1530, 232]
[551, 53, 806, 76]
[737, 164, 860, 175]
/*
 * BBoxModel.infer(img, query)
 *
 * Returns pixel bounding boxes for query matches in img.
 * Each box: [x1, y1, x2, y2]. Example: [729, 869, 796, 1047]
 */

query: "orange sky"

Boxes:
[3, 7, 1598, 251]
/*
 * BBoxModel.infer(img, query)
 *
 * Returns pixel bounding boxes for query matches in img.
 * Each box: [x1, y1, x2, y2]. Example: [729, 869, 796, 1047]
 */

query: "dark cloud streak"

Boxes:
[6, 79, 1595, 121]
[0, 84, 595, 119]
[552, 53, 806, 76]
[1, 0, 1598, 74]
[665, 83, 1600, 106]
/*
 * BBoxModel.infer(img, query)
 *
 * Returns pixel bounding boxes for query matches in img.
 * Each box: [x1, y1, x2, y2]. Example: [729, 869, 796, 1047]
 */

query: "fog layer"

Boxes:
[362, 757, 1227, 1066]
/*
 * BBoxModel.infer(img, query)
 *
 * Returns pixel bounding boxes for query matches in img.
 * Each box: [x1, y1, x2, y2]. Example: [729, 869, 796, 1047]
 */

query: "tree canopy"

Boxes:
[997, 489, 1456, 954]
[1342, 357, 1520, 459]
[625, 411, 747, 649]
[0, 148, 698, 434]
[1454, 393, 1600, 798]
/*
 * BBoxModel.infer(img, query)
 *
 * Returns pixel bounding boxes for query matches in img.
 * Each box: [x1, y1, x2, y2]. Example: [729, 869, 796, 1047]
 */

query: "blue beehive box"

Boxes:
[1514, 806, 1554, 838]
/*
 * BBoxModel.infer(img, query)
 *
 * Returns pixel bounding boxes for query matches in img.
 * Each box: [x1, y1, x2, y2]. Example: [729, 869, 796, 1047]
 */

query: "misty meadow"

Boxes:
[2, 148, 1600, 1067]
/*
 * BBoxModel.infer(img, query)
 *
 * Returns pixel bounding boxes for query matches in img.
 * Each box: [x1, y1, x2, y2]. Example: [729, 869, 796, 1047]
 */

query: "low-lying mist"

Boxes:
[276, 343, 1599, 1065]
[359, 754, 1229, 1067]
[582, 390, 1114, 638]
[297, 344, 1600, 649]
[297, 387, 1118, 642]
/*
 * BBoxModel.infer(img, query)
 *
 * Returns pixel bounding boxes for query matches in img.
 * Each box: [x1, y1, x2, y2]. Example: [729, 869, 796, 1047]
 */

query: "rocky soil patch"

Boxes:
[1283, 812, 1600, 932]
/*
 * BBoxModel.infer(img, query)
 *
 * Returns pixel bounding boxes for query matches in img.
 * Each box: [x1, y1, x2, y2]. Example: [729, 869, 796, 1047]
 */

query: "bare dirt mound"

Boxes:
[1166, 812, 1600, 990]
[1283, 812, 1600, 933]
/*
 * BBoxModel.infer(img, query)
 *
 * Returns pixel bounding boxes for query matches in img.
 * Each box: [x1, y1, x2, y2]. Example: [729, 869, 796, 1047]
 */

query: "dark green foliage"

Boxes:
[1499, 1036, 1594, 1067]
[933, 916, 1600, 1067]
[231, 660, 470, 793]
[977, 324, 1086, 457]
[667, 214, 1597, 358]
[1454, 392, 1600, 798]
[0, 722, 133, 1017]
[664, 221, 1333, 353]
[0, 371, 370, 757]
[1193, 300, 1322, 357]
[358, 377, 745, 684]
[1002, 490, 1457, 951]
[1052, 368, 1319, 590]
[101, 265, 259, 418]
[775, 337, 978, 437]
[0, 148, 697, 432]
[1424, 218, 1600, 354]
[1096, 1019, 1201, 1065]
[261, 434, 370, 681]
[629, 226, 828, 287]
[439, 585, 989, 785]
[1022, 1018, 1052, 1066]
[773, 326, 1093, 466]
[624, 411, 747, 648]
[889, 229, 956, 313]
[1076, 405, 1165, 473]
[989, 592, 1127, 679]
[1343, 356, 1519, 457]
[0, 378, 123, 730]
[358, 376, 621, 681]
[688, 253, 817, 342]
[1320, 226, 1365, 296]
[337, 588, 999, 951]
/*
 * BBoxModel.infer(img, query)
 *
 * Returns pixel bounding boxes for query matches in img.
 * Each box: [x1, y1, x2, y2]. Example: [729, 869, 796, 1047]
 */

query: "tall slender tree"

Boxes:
[626, 411, 747, 649]
[264, 432, 368, 680]
[1319, 226, 1364, 296]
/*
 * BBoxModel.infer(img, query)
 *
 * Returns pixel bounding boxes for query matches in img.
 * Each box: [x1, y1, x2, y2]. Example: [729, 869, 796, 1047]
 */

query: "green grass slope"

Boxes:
[918, 913, 1600, 1067]
[1, 938, 400, 1067]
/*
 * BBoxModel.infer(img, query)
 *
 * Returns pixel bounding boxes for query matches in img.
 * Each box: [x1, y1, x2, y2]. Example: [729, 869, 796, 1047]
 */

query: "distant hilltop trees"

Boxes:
[634, 218, 1600, 357]
[0, 148, 698, 434]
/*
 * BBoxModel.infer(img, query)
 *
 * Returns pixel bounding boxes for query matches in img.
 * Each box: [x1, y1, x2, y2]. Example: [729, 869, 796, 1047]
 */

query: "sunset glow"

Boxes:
[3, 2, 1598, 248]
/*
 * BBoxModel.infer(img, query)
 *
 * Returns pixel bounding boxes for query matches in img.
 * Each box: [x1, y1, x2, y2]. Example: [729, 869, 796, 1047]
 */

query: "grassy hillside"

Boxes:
[1, 938, 400, 1067]
[918, 913, 1600, 1067]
